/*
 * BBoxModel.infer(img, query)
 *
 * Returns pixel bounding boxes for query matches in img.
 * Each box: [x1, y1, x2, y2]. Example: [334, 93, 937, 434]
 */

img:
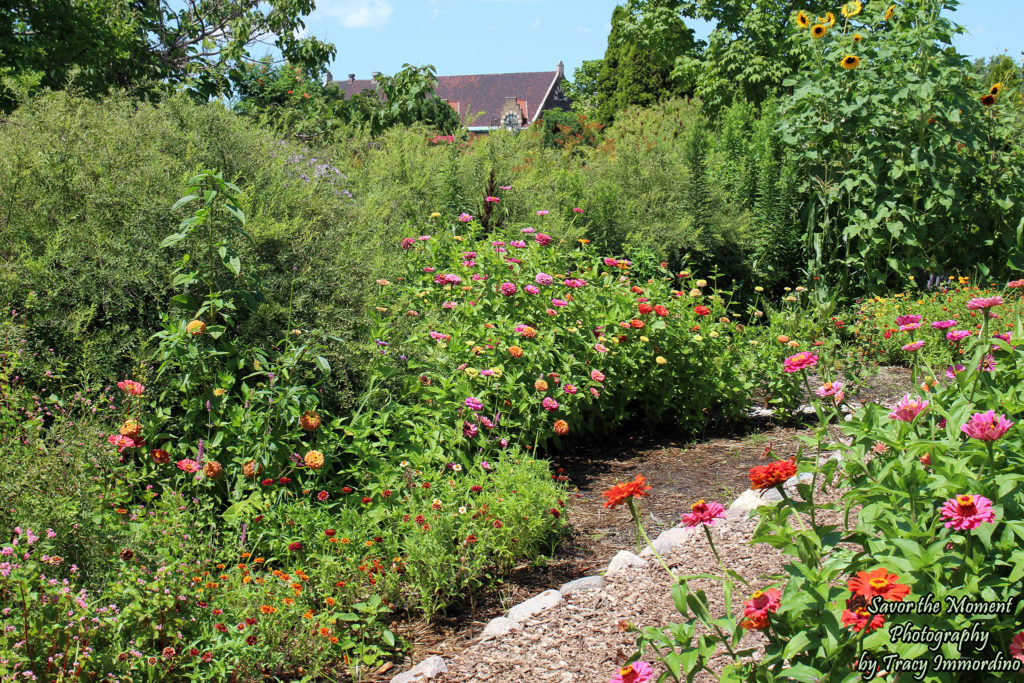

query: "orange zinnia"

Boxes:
[602, 475, 652, 509]
[748, 457, 797, 490]
[848, 568, 911, 602]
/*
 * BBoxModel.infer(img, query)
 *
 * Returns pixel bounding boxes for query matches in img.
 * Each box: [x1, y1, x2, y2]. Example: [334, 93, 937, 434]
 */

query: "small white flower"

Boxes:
[452, 463, 463, 472]
[400, 460, 410, 468]
[458, 506, 467, 515]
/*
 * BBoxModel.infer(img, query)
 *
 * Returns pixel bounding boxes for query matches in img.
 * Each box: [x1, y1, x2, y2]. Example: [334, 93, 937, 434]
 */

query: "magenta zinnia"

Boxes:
[815, 381, 844, 398]
[608, 661, 653, 683]
[960, 410, 1013, 441]
[895, 314, 922, 326]
[946, 330, 971, 342]
[901, 340, 925, 352]
[888, 394, 929, 422]
[176, 459, 201, 473]
[940, 494, 996, 530]
[1010, 632, 1024, 664]
[742, 588, 781, 619]
[931, 320, 957, 329]
[681, 500, 725, 527]
[499, 282, 517, 296]
[783, 352, 818, 373]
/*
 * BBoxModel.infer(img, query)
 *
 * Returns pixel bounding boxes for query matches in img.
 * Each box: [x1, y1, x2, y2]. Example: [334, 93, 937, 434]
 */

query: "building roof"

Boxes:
[327, 65, 564, 128]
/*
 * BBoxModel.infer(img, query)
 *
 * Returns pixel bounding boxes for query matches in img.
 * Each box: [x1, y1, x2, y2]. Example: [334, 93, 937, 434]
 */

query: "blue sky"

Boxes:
[296, 1, 1024, 81]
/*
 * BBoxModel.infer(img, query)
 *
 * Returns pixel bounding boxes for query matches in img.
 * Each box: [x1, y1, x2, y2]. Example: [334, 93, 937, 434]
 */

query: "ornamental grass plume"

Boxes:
[304, 450, 325, 469]
[940, 494, 996, 530]
[888, 394, 929, 422]
[608, 662, 653, 683]
[681, 500, 725, 527]
[961, 410, 1013, 441]
[783, 352, 818, 373]
[602, 475, 651, 509]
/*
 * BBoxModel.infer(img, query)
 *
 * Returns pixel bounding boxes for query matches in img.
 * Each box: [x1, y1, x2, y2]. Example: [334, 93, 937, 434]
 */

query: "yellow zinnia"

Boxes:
[795, 10, 810, 28]
[811, 23, 827, 38]
[841, 1, 861, 18]
[841, 54, 861, 70]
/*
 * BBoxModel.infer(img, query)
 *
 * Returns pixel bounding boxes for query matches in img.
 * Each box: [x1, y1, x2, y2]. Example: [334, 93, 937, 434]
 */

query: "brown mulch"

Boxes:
[379, 366, 911, 682]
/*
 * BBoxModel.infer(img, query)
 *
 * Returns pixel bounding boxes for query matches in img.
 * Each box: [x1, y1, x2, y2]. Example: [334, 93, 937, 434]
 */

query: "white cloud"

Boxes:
[323, 0, 393, 28]
[575, 25, 591, 32]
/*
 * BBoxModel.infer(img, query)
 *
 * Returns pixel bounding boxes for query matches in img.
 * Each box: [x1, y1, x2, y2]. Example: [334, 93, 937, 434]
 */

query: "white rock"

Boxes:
[391, 656, 448, 683]
[605, 550, 648, 574]
[480, 616, 521, 639]
[507, 589, 562, 622]
[559, 575, 605, 596]
[639, 526, 697, 557]
[784, 472, 814, 489]
[729, 488, 780, 512]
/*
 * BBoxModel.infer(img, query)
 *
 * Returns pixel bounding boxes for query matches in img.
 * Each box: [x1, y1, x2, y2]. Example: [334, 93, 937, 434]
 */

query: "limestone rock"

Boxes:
[606, 550, 647, 575]
[391, 656, 448, 683]
[480, 616, 521, 639]
[507, 589, 562, 622]
[559, 575, 605, 596]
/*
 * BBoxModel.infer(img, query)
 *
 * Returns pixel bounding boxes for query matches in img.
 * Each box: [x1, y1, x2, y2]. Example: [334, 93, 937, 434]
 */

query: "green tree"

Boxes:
[595, 2, 702, 124]
[564, 58, 603, 116]
[343, 65, 460, 137]
[0, 0, 335, 109]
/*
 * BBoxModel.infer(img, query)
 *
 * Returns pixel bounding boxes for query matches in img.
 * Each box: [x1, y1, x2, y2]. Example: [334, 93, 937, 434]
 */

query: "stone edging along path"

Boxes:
[390, 431, 848, 683]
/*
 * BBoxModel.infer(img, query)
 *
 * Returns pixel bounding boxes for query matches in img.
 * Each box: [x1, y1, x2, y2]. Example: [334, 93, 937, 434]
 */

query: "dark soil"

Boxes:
[377, 365, 911, 681]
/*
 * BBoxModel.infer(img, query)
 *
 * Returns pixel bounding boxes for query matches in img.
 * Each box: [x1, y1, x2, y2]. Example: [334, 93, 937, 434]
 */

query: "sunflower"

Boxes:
[853, 33, 863, 42]
[980, 93, 997, 106]
[841, 1, 862, 18]
[990, 82, 1002, 96]
[884, 4, 896, 21]
[818, 11, 836, 27]
[811, 23, 827, 38]
[795, 10, 810, 28]
[841, 55, 861, 70]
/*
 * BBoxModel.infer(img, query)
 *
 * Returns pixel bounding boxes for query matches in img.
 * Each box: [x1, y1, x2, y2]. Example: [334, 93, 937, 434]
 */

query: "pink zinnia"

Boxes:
[815, 381, 844, 398]
[458, 213, 473, 222]
[590, 388, 600, 398]
[535, 233, 552, 246]
[681, 500, 725, 527]
[783, 352, 818, 373]
[591, 370, 605, 382]
[898, 323, 921, 332]
[966, 296, 1003, 310]
[945, 364, 965, 379]
[434, 273, 462, 285]
[465, 397, 484, 412]
[603, 257, 618, 267]
[563, 383, 578, 395]
[510, 240, 527, 248]
[463, 421, 478, 438]
[940, 494, 996, 530]
[895, 315, 922, 326]
[1010, 632, 1024, 664]
[902, 340, 925, 352]
[594, 344, 608, 353]
[609, 661, 653, 683]
[400, 237, 415, 250]
[443, 301, 458, 309]
[742, 588, 782, 619]
[485, 196, 500, 203]
[535, 272, 553, 285]
[552, 298, 568, 307]
[525, 285, 540, 294]
[176, 459, 201, 473]
[542, 397, 559, 412]
[573, 207, 584, 214]
[317, 491, 329, 502]
[429, 331, 450, 341]
[117, 380, 145, 396]
[499, 282, 517, 296]
[536, 210, 549, 216]
[889, 394, 929, 422]
[960, 410, 1013, 441]
[564, 278, 586, 288]
[946, 330, 971, 342]
[931, 320, 957, 329]
[417, 235, 431, 241]
[108, 434, 139, 453]
[1008, 280, 1024, 289]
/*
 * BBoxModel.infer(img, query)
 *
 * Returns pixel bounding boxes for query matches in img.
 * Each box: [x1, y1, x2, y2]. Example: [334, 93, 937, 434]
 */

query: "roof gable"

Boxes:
[328, 68, 564, 127]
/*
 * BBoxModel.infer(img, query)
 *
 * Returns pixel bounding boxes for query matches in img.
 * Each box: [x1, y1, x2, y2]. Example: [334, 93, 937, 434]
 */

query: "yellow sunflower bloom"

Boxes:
[884, 4, 896, 21]
[841, 1, 862, 18]
[811, 23, 827, 38]
[853, 33, 863, 42]
[841, 55, 861, 69]
[990, 82, 1002, 96]
[818, 12, 836, 27]
[796, 10, 810, 28]
[980, 93, 997, 107]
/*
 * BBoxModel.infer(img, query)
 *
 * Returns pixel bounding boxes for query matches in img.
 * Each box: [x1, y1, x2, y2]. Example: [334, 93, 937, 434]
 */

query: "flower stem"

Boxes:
[628, 498, 677, 581]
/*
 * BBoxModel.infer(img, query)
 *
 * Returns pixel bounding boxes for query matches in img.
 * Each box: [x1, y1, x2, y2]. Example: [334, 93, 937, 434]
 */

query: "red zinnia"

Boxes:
[630, 319, 644, 329]
[848, 568, 911, 602]
[653, 304, 668, 317]
[602, 475, 652, 509]
[638, 303, 653, 315]
[748, 457, 797, 490]
[288, 541, 303, 551]
[694, 305, 711, 316]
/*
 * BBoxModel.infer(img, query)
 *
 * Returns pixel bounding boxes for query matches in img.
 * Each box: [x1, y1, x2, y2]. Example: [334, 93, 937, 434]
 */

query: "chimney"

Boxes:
[556, 60, 564, 78]
[324, 70, 333, 85]
[348, 73, 356, 81]
[372, 71, 381, 79]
